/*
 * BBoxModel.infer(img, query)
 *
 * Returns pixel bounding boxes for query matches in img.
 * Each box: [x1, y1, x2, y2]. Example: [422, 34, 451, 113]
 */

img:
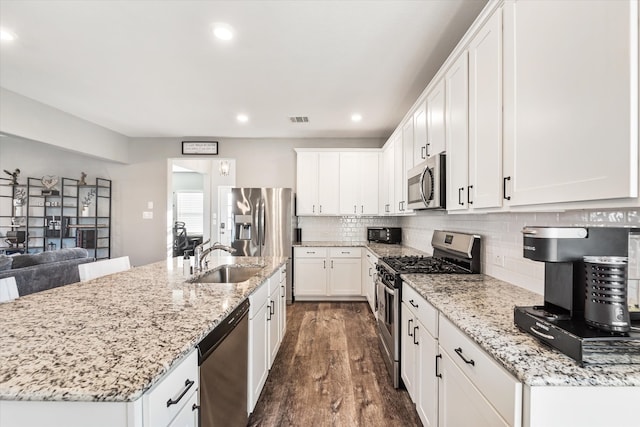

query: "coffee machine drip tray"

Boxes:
[515, 306, 640, 366]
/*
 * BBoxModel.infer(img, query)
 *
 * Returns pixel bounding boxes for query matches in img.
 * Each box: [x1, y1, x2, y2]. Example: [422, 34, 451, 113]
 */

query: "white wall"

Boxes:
[0, 137, 126, 256]
[0, 89, 129, 163]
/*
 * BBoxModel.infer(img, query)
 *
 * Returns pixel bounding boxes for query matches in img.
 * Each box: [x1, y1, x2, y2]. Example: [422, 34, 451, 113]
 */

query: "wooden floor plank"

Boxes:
[248, 302, 421, 427]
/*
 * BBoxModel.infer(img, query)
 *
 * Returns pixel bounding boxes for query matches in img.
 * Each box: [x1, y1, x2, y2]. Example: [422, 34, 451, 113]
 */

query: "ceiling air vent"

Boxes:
[289, 116, 309, 123]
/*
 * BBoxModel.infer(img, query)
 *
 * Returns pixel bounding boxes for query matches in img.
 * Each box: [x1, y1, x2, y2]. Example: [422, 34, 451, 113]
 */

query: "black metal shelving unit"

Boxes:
[0, 176, 112, 258]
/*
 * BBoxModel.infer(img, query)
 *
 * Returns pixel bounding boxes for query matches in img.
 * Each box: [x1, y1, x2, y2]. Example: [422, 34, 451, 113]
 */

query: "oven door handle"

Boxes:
[382, 284, 396, 296]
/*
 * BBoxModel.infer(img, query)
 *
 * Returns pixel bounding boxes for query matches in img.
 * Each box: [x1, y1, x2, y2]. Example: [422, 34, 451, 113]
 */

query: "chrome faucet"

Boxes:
[197, 241, 237, 272]
[193, 238, 210, 273]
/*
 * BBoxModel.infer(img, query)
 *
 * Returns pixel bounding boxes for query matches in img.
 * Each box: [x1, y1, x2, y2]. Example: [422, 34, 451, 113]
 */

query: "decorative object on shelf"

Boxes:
[81, 188, 96, 217]
[219, 160, 230, 176]
[78, 172, 87, 186]
[3, 168, 21, 185]
[13, 188, 27, 217]
[182, 141, 218, 155]
[41, 175, 60, 196]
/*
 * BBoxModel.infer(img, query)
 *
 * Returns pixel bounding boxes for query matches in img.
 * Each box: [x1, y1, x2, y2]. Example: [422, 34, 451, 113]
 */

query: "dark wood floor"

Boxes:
[248, 302, 421, 427]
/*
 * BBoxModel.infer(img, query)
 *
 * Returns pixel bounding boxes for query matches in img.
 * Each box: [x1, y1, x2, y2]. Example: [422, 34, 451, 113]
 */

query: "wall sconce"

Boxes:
[219, 160, 230, 176]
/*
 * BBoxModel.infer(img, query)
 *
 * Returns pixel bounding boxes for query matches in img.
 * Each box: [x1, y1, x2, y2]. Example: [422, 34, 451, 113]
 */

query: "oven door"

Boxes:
[376, 275, 400, 388]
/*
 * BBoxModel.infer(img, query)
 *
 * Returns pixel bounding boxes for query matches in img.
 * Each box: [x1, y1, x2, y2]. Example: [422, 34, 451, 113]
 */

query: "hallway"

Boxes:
[248, 302, 421, 427]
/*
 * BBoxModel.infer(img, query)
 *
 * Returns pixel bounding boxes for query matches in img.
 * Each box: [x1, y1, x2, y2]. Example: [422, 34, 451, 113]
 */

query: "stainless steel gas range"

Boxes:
[376, 230, 481, 388]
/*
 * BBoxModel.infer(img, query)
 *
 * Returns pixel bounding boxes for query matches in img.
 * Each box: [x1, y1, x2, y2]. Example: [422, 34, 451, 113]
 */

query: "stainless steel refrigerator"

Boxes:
[230, 188, 294, 303]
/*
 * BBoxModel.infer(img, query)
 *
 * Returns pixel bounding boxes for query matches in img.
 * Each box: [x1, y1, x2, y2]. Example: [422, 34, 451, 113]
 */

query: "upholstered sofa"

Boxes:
[0, 248, 93, 296]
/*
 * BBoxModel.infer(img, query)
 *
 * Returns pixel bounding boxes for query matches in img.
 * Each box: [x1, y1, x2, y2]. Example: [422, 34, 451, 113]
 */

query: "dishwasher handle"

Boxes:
[197, 299, 250, 364]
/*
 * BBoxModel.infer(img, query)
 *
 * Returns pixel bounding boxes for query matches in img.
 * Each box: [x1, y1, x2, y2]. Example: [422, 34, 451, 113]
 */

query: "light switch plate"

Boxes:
[142, 211, 153, 219]
[147, 201, 153, 210]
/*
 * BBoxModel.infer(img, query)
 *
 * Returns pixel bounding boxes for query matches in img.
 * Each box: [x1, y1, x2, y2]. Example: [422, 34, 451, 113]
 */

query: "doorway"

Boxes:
[167, 158, 236, 260]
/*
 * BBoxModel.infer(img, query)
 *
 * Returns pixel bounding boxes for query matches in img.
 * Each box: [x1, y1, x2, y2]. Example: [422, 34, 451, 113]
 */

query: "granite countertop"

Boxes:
[293, 241, 429, 258]
[401, 273, 640, 387]
[0, 255, 287, 402]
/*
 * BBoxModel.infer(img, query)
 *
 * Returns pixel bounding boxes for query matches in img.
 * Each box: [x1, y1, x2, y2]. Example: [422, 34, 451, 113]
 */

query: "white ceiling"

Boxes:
[0, 0, 487, 139]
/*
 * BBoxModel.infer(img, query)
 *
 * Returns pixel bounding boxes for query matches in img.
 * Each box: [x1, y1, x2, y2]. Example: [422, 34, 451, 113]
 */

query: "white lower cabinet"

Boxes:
[438, 350, 509, 427]
[401, 282, 520, 427]
[268, 275, 282, 368]
[362, 249, 378, 313]
[401, 283, 438, 427]
[248, 267, 287, 414]
[294, 247, 362, 300]
[248, 278, 270, 414]
[143, 349, 199, 427]
[438, 315, 522, 427]
[168, 391, 198, 427]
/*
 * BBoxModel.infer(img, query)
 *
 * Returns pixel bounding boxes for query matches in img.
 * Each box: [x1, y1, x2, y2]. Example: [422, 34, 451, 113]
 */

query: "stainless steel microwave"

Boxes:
[407, 154, 446, 210]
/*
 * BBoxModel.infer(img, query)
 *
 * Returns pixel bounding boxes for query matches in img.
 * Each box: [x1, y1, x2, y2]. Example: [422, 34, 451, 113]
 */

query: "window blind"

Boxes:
[176, 192, 204, 235]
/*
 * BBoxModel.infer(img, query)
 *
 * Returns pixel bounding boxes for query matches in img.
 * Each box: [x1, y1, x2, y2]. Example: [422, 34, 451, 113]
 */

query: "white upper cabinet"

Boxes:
[426, 79, 446, 158]
[413, 101, 428, 164]
[296, 151, 340, 215]
[503, 0, 638, 206]
[296, 151, 318, 215]
[380, 140, 395, 215]
[445, 51, 470, 212]
[468, 6, 504, 209]
[339, 151, 379, 215]
[395, 128, 409, 213]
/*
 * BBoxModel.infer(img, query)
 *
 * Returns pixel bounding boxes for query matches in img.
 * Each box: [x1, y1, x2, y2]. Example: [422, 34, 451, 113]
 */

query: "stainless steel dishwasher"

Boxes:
[197, 298, 249, 427]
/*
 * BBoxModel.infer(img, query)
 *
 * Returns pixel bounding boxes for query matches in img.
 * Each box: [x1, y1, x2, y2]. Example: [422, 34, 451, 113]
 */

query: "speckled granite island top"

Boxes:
[0, 255, 287, 402]
[401, 274, 640, 387]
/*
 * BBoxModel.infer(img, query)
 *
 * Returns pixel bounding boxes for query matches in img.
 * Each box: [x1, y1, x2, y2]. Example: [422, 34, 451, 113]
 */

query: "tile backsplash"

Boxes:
[297, 216, 400, 243]
[298, 209, 640, 296]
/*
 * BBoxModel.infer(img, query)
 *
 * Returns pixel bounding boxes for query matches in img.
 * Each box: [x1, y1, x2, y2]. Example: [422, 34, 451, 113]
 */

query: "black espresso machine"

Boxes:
[514, 226, 640, 365]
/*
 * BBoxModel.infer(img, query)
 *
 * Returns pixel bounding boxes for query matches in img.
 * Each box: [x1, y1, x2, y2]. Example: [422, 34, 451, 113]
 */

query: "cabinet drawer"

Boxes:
[143, 349, 198, 427]
[294, 247, 328, 258]
[402, 283, 438, 337]
[329, 247, 361, 258]
[279, 264, 287, 284]
[249, 279, 269, 319]
[439, 316, 522, 425]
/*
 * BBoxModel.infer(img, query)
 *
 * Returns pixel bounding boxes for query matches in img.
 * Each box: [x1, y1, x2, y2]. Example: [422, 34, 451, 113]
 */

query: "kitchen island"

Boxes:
[0, 255, 287, 426]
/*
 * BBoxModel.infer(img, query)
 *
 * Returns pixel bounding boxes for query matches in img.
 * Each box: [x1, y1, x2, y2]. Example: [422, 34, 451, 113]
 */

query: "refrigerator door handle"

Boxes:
[260, 200, 266, 248]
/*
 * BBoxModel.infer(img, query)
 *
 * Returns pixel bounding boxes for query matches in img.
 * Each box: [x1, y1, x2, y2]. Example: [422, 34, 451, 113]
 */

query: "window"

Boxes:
[175, 191, 204, 235]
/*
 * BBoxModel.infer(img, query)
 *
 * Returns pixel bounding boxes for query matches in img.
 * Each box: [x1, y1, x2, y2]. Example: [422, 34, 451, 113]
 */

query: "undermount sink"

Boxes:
[194, 265, 263, 284]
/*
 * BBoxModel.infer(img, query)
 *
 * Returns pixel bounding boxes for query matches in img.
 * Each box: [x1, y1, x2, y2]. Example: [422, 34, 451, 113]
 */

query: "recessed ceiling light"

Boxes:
[351, 113, 363, 122]
[237, 114, 249, 123]
[0, 28, 17, 42]
[212, 23, 234, 41]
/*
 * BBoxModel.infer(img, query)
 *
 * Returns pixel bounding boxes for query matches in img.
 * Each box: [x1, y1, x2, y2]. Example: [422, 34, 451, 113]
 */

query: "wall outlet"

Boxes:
[494, 254, 505, 267]
[142, 211, 153, 220]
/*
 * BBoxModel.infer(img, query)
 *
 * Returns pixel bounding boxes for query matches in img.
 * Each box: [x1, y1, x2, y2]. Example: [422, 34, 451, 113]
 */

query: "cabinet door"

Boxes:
[339, 152, 360, 215]
[438, 351, 509, 427]
[317, 152, 340, 214]
[417, 327, 438, 427]
[267, 287, 280, 368]
[328, 258, 361, 296]
[426, 79, 446, 157]
[414, 102, 428, 164]
[279, 267, 287, 342]
[380, 141, 395, 215]
[468, 7, 503, 210]
[359, 152, 379, 215]
[248, 302, 269, 413]
[400, 303, 417, 400]
[445, 52, 470, 212]
[294, 258, 327, 296]
[296, 152, 319, 215]
[504, 1, 638, 205]
[394, 131, 405, 213]
[167, 391, 198, 427]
